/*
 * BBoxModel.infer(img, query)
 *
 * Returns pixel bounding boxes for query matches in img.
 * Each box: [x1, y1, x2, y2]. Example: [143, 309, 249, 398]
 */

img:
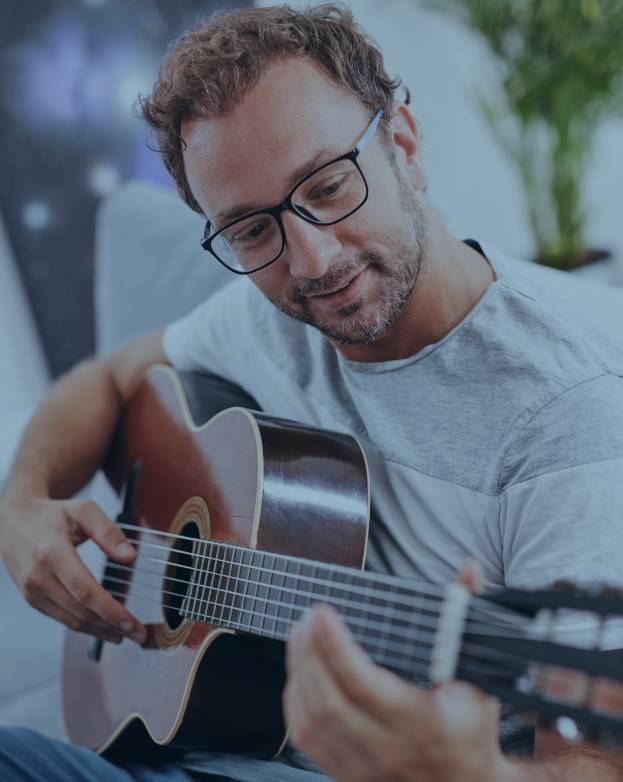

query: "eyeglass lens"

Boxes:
[212, 157, 366, 272]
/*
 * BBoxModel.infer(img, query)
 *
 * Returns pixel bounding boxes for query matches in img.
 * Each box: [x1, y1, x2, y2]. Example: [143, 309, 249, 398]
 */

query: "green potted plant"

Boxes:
[425, 0, 623, 269]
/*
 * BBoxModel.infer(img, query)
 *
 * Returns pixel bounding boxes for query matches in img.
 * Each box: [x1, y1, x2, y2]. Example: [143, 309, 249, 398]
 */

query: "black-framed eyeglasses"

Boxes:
[201, 108, 384, 275]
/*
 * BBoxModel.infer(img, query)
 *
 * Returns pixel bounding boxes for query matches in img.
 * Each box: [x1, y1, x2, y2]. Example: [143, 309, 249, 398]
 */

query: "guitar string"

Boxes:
[116, 521, 521, 626]
[114, 559, 616, 698]
[108, 551, 527, 639]
[116, 524, 528, 630]
[105, 585, 442, 682]
[102, 569, 524, 653]
[106, 574, 591, 704]
[107, 561, 529, 641]
[102, 566, 538, 680]
[103, 582, 527, 682]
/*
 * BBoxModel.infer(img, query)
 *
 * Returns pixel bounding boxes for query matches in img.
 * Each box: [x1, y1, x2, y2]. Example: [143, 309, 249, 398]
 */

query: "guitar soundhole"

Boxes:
[164, 520, 200, 631]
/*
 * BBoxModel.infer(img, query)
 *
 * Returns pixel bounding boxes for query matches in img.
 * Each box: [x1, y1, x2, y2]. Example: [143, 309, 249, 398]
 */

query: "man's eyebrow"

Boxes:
[211, 144, 343, 228]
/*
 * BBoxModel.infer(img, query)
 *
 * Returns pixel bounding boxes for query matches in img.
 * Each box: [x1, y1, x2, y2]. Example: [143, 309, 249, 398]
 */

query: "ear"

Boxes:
[387, 103, 427, 192]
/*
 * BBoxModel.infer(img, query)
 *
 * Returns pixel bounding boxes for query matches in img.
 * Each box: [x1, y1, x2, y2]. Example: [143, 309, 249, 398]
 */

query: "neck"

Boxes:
[334, 212, 495, 363]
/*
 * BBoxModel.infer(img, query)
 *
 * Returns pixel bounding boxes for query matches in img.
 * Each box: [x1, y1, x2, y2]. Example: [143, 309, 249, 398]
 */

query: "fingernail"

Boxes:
[132, 628, 147, 645]
[117, 542, 135, 556]
[119, 620, 134, 633]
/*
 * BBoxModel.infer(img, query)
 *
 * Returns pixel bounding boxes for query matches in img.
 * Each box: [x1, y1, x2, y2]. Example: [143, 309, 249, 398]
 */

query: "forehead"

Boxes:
[182, 58, 370, 219]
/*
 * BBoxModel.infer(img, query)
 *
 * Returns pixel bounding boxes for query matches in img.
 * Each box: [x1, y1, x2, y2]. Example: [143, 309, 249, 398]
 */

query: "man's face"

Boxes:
[183, 58, 429, 346]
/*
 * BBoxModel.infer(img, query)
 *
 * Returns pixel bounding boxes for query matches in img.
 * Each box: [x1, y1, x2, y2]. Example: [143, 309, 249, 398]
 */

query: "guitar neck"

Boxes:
[180, 539, 469, 680]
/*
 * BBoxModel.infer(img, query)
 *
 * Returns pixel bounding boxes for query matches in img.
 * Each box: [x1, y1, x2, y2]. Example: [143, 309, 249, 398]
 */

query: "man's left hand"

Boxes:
[284, 603, 511, 782]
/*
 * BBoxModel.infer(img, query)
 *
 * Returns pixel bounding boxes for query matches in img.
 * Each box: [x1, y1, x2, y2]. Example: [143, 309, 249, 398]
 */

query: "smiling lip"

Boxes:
[308, 268, 369, 308]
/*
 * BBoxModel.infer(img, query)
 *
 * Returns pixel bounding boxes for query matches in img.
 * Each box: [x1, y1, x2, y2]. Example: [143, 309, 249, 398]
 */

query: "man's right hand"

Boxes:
[0, 495, 148, 645]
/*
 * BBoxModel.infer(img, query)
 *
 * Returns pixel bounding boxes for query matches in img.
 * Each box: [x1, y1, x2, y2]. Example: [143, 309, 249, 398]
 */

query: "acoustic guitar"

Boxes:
[62, 365, 623, 763]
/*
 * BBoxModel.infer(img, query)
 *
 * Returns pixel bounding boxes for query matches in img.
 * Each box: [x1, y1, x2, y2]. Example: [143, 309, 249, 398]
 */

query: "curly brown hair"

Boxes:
[139, 3, 408, 214]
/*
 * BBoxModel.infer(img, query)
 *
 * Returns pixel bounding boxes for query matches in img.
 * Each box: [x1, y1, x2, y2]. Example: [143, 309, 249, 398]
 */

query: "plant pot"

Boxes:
[534, 248, 611, 271]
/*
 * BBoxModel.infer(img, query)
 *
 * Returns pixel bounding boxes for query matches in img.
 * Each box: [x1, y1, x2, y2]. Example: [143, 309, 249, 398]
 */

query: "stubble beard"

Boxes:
[269, 179, 429, 346]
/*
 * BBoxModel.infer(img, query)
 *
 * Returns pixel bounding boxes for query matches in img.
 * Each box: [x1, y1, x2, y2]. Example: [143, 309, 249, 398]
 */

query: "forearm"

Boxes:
[2, 357, 122, 503]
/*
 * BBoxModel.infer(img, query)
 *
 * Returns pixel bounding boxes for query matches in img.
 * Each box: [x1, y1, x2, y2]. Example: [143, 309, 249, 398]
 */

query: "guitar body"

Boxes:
[62, 366, 370, 762]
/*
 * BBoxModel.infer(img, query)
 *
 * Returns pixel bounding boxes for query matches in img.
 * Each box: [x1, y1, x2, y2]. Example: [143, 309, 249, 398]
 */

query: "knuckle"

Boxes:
[71, 581, 92, 605]
[290, 719, 314, 750]
[22, 575, 42, 604]
[315, 698, 341, 726]
[74, 605, 95, 624]
[98, 607, 119, 627]
[32, 547, 52, 570]
[342, 673, 370, 705]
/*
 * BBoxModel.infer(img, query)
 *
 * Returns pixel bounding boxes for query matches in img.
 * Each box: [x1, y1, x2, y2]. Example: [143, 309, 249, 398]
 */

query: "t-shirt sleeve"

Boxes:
[162, 278, 256, 389]
[499, 373, 623, 647]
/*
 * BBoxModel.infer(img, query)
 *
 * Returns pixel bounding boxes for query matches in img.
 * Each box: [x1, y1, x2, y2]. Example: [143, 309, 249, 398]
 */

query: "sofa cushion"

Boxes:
[95, 181, 232, 353]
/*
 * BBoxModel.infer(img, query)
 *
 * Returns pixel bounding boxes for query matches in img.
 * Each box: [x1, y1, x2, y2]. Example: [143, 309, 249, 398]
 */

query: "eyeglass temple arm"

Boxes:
[355, 108, 384, 153]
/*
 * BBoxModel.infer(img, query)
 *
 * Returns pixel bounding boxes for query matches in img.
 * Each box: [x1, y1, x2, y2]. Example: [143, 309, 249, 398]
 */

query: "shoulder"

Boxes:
[483, 242, 623, 376]
[500, 371, 623, 491]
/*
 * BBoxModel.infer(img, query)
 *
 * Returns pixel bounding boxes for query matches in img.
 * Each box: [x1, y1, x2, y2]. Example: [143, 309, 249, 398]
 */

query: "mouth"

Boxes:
[307, 268, 370, 308]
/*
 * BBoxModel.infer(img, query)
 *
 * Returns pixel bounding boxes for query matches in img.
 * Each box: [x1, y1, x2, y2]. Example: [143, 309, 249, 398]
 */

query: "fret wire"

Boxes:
[376, 585, 414, 669]
[133, 537, 453, 619]
[196, 539, 212, 622]
[250, 549, 262, 633]
[107, 578, 532, 683]
[120, 524, 526, 631]
[220, 544, 235, 626]
[182, 539, 200, 619]
[169, 552, 447, 636]
[400, 589, 425, 670]
[114, 585, 523, 685]
[240, 548, 253, 628]
[199, 539, 216, 622]
[192, 538, 208, 621]
[106, 583, 437, 675]
[266, 553, 281, 638]
[288, 558, 303, 634]
[204, 539, 222, 623]
[258, 550, 269, 636]
[230, 546, 245, 631]
[115, 560, 458, 634]
[218, 541, 233, 625]
[112, 568, 444, 649]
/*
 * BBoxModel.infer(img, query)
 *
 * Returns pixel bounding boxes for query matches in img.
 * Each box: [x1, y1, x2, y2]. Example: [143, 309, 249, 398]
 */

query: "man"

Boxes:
[1, 4, 623, 781]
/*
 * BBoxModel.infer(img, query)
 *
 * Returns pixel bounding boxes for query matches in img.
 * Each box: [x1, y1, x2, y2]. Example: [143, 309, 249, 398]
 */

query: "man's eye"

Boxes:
[309, 176, 344, 201]
[233, 219, 269, 244]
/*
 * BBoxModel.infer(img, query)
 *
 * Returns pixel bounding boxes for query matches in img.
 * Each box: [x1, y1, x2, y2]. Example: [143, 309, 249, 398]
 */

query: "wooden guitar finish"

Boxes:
[62, 365, 369, 762]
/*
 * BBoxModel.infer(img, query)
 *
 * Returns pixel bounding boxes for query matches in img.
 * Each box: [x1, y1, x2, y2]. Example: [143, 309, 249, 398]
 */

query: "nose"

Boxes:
[281, 211, 342, 279]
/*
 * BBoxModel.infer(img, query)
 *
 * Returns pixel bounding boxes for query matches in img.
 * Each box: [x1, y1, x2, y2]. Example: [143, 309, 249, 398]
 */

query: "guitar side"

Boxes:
[62, 365, 370, 762]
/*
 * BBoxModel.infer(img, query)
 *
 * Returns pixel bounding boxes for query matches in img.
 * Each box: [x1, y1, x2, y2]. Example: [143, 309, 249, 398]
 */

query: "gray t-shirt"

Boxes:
[163, 241, 623, 780]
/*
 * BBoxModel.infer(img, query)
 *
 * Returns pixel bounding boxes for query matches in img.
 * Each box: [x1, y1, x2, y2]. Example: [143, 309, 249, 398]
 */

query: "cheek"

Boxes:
[340, 168, 407, 246]
[251, 263, 290, 301]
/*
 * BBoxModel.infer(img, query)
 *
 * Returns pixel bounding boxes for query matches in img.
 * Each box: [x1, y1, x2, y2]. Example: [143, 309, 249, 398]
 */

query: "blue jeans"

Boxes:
[0, 727, 231, 782]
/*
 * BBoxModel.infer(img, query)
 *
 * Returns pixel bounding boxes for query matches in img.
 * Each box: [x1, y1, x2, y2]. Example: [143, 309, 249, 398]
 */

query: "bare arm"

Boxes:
[0, 329, 168, 644]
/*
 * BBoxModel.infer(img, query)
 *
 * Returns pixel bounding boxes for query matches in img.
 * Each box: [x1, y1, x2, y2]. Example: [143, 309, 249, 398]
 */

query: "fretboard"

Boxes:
[181, 540, 443, 678]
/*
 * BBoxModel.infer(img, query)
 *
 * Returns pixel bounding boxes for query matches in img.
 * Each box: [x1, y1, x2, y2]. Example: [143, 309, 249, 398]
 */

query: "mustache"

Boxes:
[288, 252, 384, 303]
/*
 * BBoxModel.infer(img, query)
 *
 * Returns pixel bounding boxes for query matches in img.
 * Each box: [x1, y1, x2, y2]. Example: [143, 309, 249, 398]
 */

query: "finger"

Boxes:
[65, 499, 137, 562]
[290, 605, 416, 718]
[457, 559, 483, 593]
[52, 542, 147, 643]
[44, 573, 125, 637]
[285, 618, 387, 778]
[34, 592, 123, 643]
